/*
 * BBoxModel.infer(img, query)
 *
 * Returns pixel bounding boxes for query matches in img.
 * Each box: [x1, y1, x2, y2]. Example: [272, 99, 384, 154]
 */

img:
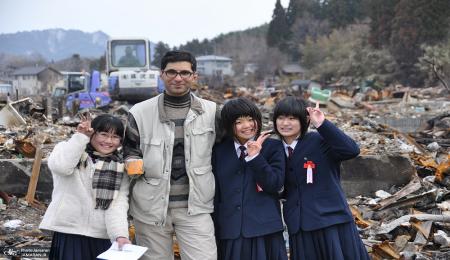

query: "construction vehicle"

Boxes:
[51, 71, 111, 116]
[106, 38, 164, 102]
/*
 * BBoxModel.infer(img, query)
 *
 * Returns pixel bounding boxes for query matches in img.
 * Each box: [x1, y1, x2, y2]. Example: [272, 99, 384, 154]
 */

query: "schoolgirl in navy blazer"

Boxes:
[213, 137, 285, 239]
[273, 96, 369, 260]
[212, 97, 287, 260]
[282, 118, 359, 233]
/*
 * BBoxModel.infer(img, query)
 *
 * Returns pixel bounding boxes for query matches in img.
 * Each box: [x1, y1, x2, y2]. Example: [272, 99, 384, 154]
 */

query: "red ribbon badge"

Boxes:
[303, 161, 316, 169]
[303, 161, 316, 184]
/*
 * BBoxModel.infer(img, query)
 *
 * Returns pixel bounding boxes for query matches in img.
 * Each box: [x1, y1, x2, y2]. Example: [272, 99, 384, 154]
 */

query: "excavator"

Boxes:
[51, 70, 111, 117]
[106, 38, 164, 102]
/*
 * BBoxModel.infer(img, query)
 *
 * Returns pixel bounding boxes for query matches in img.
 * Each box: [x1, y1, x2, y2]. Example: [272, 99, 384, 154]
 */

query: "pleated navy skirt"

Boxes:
[289, 222, 369, 260]
[49, 232, 111, 260]
[218, 231, 288, 260]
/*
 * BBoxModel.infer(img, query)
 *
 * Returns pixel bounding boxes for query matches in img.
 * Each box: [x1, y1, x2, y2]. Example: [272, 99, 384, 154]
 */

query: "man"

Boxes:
[123, 51, 218, 260]
[118, 46, 140, 66]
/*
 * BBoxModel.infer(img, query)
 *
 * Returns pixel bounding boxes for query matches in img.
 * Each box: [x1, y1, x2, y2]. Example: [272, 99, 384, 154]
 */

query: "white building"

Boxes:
[196, 55, 234, 77]
[12, 66, 62, 95]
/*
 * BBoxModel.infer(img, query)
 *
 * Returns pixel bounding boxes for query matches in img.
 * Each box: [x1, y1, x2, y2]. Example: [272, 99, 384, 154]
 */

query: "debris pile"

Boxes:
[329, 87, 450, 259]
[0, 84, 448, 259]
[0, 197, 50, 255]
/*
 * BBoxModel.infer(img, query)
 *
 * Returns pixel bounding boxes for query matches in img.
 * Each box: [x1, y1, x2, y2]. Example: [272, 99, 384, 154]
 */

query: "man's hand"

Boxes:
[306, 101, 325, 128]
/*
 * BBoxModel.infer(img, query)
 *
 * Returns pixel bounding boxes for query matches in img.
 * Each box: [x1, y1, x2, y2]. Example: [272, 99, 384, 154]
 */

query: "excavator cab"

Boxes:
[106, 38, 162, 102]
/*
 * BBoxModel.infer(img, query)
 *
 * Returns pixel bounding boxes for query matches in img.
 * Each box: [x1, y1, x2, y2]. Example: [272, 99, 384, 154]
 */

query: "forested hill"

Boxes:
[160, 0, 450, 87]
[0, 29, 109, 60]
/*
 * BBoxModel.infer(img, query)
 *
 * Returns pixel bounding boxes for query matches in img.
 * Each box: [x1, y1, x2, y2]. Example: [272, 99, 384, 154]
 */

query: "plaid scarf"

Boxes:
[79, 144, 125, 210]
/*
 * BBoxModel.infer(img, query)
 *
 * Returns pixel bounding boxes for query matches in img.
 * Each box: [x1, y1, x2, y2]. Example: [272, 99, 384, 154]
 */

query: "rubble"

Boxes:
[0, 99, 30, 128]
[3, 219, 23, 229]
[433, 230, 450, 247]
[0, 84, 448, 259]
[0, 197, 50, 258]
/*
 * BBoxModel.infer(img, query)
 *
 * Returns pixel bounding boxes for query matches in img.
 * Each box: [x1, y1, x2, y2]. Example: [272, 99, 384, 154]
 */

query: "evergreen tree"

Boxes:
[286, 0, 323, 26]
[390, 0, 423, 86]
[368, 0, 398, 49]
[322, 0, 365, 28]
[390, 0, 450, 86]
[416, 0, 450, 44]
[178, 39, 214, 56]
[267, 0, 291, 50]
[200, 39, 214, 55]
[152, 42, 171, 68]
[186, 39, 202, 55]
[284, 0, 329, 61]
[286, 0, 299, 26]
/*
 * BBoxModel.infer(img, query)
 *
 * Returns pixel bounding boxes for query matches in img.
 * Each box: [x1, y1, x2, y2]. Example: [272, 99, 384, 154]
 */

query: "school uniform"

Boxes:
[283, 119, 369, 260]
[212, 137, 287, 260]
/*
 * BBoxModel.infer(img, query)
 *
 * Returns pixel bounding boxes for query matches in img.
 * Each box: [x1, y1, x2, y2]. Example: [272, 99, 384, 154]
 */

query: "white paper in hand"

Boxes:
[97, 242, 147, 260]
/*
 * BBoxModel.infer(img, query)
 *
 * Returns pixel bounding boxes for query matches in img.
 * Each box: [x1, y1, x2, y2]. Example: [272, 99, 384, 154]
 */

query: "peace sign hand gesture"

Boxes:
[247, 131, 272, 157]
[306, 101, 325, 128]
[76, 112, 94, 138]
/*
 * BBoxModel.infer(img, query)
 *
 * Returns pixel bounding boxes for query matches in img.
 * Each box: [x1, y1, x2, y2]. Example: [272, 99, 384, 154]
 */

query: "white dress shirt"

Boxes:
[282, 139, 298, 157]
[234, 140, 258, 162]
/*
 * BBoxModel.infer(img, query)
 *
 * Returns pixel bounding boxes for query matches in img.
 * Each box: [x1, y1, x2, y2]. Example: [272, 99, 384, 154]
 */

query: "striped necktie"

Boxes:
[239, 145, 247, 160]
[287, 146, 293, 159]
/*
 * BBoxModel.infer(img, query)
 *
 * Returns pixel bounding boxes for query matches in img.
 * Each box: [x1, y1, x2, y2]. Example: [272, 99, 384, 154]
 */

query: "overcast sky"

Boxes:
[0, 0, 289, 47]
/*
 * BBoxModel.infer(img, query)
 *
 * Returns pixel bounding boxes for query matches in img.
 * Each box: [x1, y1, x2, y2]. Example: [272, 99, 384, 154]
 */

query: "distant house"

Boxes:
[196, 55, 234, 77]
[12, 66, 62, 95]
[282, 64, 305, 78]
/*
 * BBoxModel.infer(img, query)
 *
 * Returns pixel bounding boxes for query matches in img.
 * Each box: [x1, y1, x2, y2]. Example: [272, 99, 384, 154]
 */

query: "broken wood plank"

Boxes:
[415, 137, 450, 147]
[378, 122, 428, 154]
[376, 189, 436, 211]
[394, 235, 411, 251]
[350, 205, 372, 228]
[372, 240, 401, 259]
[372, 214, 450, 235]
[411, 219, 433, 239]
[436, 155, 450, 181]
[411, 219, 433, 246]
[375, 175, 422, 210]
[24, 144, 45, 209]
[401, 133, 428, 154]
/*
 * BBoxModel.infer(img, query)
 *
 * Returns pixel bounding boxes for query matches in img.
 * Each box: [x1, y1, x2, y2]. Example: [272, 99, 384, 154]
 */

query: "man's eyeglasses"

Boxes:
[163, 69, 194, 79]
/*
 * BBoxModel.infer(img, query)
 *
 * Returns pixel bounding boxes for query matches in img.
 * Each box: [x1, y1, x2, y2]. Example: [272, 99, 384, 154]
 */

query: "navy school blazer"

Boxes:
[212, 137, 285, 239]
[283, 119, 360, 234]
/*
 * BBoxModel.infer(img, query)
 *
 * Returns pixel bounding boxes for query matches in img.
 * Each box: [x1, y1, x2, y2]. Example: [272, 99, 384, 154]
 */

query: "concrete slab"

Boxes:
[341, 155, 415, 197]
[374, 117, 429, 133]
[0, 159, 52, 201]
[0, 155, 415, 201]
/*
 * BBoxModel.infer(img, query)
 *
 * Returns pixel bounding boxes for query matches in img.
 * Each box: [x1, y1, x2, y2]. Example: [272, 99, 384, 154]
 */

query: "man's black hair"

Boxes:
[273, 96, 309, 139]
[160, 51, 197, 71]
[221, 97, 262, 138]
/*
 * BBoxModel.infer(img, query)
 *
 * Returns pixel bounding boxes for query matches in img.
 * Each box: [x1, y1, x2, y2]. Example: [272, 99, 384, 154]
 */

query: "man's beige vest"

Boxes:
[129, 93, 216, 226]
